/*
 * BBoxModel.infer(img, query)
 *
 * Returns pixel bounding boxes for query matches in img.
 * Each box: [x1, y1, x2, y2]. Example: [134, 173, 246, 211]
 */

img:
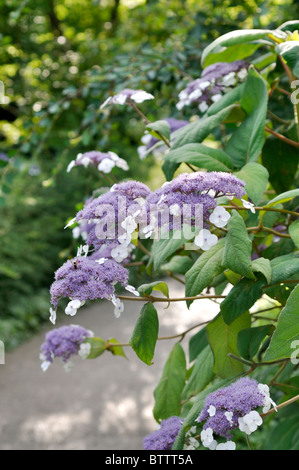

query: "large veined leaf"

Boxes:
[220, 275, 267, 324]
[221, 210, 255, 279]
[234, 162, 269, 205]
[225, 67, 268, 168]
[251, 257, 272, 285]
[207, 311, 251, 378]
[153, 343, 186, 421]
[129, 303, 159, 365]
[201, 29, 274, 67]
[264, 188, 299, 208]
[162, 143, 233, 180]
[264, 285, 299, 361]
[276, 41, 299, 77]
[181, 346, 214, 402]
[185, 239, 225, 307]
[270, 252, 299, 284]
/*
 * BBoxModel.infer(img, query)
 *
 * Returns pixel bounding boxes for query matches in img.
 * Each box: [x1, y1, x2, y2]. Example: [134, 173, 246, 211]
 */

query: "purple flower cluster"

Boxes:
[40, 324, 91, 365]
[146, 171, 246, 231]
[67, 150, 129, 174]
[143, 416, 183, 450]
[75, 181, 151, 249]
[197, 377, 265, 439]
[50, 256, 129, 310]
[177, 60, 249, 112]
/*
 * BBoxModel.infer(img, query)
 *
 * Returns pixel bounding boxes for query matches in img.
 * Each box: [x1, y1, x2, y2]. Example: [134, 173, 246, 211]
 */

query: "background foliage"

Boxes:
[0, 0, 298, 348]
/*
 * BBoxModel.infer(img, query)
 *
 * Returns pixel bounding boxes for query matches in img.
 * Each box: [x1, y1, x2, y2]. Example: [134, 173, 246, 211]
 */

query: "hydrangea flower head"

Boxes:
[143, 416, 183, 450]
[40, 324, 93, 372]
[197, 377, 266, 440]
[50, 257, 129, 321]
[176, 60, 249, 112]
[67, 150, 129, 174]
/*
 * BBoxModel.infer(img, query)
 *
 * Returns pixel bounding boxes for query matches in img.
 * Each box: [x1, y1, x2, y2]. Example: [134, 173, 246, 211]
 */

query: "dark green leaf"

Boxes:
[129, 303, 159, 365]
[237, 324, 274, 360]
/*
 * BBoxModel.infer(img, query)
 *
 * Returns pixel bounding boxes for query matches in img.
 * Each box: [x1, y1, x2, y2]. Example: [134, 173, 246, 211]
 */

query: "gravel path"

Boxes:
[0, 281, 218, 450]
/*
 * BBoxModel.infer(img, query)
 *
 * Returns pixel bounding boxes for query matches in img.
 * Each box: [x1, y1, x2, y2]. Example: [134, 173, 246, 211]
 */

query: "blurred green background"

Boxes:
[1, 0, 299, 349]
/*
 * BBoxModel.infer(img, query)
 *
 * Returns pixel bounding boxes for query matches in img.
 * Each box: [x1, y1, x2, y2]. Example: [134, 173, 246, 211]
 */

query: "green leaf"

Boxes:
[251, 257, 272, 284]
[264, 189, 299, 208]
[264, 284, 299, 361]
[207, 83, 245, 116]
[207, 311, 251, 378]
[225, 67, 268, 168]
[221, 275, 267, 324]
[153, 343, 186, 421]
[162, 143, 233, 180]
[264, 410, 299, 450]
[276, 41, 299, 77]
[289, 219, 299, 248]
[189, 327, 209, 363]
[222, 210, 255, 279]
[129, 303, 159, 365]
[262, 137, 299, 194]
[146, 120, 171, 141]
[185, 239, 226, 307]
[152, 226, 194, 270]
[137, 281, 169, 299]
[85, 337, 107, 359]
[181, 346, 214, 401]
[171, 106, 235, 150]
[108, 338, 127, 358]
[201, 29, 273, 67]
[270, 253, 299, 284]
[234, 162, 269, 205]
[161, 256, 193, 275]
[237, 324, 274, 360]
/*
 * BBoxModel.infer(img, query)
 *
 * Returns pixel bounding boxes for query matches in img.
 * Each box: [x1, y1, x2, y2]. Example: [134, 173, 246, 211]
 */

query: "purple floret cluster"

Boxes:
[197, 377, 265, 439]
[50, 256, 129, 309]
[143, 416, 183, 450]
[40, 325, 91, 364]
[177, 60, 249, 112]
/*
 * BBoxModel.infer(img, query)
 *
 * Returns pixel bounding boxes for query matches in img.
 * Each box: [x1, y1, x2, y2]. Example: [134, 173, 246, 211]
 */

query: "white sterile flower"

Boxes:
[72, 226, 81, 239]
[111, 244, 130, 263]
[238, 411, 263, 435]
[65, 299, 82, 316]
[125, 285, 140, 296]
[95, 257, 107, 265]
[209, 206, 231, 228]
[108, 152, 129, 171]
[258, 383, 278, 413]
[199, 101, 209, 113]
[130, 91, 155, 103]
[241, 198, 256, 213]
[207, 405, 216, 417]
[211, 93, 222, 103]
[199, 80, 211, 90]
[225, 411, 234, 424]
[67, 160, 76, 173]
[216, 441, 236, 450]
[64, 217, 76, 229]
[81, 156, 91, 168]
[237, 68, 248, 80]
[222, 72, 237, 87]
[121, 215, 138, 235]
[194, 229, 218, 251]
[49, 307, 57, 325]
[98, 158, 115, 173]
[200, 428, 215, 448]
[110, 295, 124, 318]
[40, 353, 52, 372]
[189, 89, 202, 100]
[78, 342, 91, 360]
[169, 203, 181, 217]
[113, 93, 127, 105]
[142, 224, 154, 239]
[118, 232, 132, 246]
[137, 146, 147, 160]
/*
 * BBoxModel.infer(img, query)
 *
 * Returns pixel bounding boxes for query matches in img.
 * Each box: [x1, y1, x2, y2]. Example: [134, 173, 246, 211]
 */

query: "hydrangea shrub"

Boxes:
[41, 22, 299, 450]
